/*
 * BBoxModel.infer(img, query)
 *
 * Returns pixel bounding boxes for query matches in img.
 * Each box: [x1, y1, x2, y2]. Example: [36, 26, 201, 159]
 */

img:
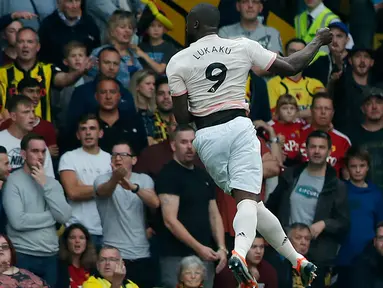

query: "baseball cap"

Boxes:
[363, 87, 383, 102]
[349, 46, 374, 58]
[328, 22, 349, 35]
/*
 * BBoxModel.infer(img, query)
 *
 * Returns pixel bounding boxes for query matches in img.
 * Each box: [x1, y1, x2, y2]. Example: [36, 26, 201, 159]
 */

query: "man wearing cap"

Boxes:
[304, 22, 351, 86]
[330, 46, 378, 135]
[347, 87, 383, 192]
[295, 0, 340, 44]
[218, 0, 283, 54]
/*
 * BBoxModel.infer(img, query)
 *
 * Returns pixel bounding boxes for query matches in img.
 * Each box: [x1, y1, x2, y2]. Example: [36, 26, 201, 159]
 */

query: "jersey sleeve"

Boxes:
[166, 56, 188, 97]
[243, 38, 277, 71]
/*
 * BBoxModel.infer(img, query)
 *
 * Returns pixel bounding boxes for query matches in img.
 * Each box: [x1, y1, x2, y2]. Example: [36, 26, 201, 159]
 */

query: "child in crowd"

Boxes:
[135, 0, 177, 75]
[52, 41, 91, 131]
[336, 146, 383, 288]
[268, 94, 306, 166]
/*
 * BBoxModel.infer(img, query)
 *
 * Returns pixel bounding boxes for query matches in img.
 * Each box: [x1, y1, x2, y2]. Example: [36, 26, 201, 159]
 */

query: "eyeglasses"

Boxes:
[0, 244, 10, 251]
[111, 152, 134, 159]
[99, 257, 120, 263]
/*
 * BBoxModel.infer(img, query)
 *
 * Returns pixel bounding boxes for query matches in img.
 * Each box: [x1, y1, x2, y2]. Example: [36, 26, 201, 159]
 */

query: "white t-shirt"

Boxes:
[166, 34, 277, 117]
[58, 147, 112, 235]
[0, 129, 54, 177]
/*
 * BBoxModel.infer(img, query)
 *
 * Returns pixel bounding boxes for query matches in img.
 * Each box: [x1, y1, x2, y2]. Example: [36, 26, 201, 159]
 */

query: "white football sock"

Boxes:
[232, 199, 258, 260]
[256, 201, 303, 267]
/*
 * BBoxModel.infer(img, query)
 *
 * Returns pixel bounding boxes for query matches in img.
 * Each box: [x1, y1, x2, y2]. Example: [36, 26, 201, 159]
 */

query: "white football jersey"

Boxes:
[166, 34, 277, 117]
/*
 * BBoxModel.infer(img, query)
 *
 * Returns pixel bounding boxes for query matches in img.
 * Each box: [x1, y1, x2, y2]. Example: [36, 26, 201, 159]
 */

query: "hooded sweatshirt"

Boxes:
[336, 181, 383, 266]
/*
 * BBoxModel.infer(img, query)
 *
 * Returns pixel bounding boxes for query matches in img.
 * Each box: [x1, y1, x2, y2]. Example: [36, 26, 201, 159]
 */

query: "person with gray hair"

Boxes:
[177, 256, 206, 288]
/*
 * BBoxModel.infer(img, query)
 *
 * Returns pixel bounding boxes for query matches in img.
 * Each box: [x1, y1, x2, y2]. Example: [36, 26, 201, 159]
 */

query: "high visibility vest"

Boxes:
[294, 7, 339, 44]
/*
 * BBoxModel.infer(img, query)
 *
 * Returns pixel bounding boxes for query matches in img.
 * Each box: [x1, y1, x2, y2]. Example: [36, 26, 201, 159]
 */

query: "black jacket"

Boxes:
[266, 163, 350, 266]
[351, 242, 383, 288]
[38, 10, 100, 69]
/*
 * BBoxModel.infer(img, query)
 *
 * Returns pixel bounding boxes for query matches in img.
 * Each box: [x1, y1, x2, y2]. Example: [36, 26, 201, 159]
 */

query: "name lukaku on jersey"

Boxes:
[193, 46, 232, 60]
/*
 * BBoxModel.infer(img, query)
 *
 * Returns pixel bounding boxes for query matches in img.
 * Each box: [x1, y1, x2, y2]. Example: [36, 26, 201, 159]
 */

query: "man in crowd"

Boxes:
[96, 78, 148, 155]
[39, 0, 100, 70]
[299, 92, 351, 176]
[0, 16, 23, 66]
[267, 38, 324, 119]
[0, 146, 11, 234]
[266, 223, 313, 288]
[295, 0, 339, 44]
[330, 47, 377, 135]
[94, 140, 159, 288]
[0, 95, 54, 176]
[351, 222, 383, 287]
[153, 76, 176, 143]
[304, 22, 351, 86]
[155, 125, 227, 288]
[2, 133, 71, 287]
[66, 46, 136, 148]
[0, 27, 92, 122]
[0, 78, 58, 158]
[59, 114, 111, 250]
[347, 87, 383, 191]
[219, 0, 282, 54]
[267, 130, 349, 288]
[83, 245, 139, 288]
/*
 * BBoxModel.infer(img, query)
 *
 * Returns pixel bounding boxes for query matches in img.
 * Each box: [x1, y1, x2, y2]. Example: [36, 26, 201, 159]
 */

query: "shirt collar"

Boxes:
[58, 10, 81, 26]
[308, 2, 326, 19]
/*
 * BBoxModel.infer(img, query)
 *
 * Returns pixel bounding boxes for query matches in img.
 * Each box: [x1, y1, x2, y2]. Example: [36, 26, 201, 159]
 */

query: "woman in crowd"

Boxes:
[89, 10, 142, 88]
[129, 69, 157, 145]
[57, 223, 97, 288]
[0, 234, 49, 287]
[177, 256, 206, 288]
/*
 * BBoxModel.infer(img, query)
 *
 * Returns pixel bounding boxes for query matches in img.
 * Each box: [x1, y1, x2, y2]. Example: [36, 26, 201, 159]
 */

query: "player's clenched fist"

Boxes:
[315, 28, 333, 46]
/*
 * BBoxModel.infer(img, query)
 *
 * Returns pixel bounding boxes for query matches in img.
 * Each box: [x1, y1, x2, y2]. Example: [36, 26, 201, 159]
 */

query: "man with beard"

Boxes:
[153, 77, 176, 143]
[330, 47, 380, 135]
[267, 130, 349, 288]
[347, 87, 383, 192]
[304, 22, 351, 86]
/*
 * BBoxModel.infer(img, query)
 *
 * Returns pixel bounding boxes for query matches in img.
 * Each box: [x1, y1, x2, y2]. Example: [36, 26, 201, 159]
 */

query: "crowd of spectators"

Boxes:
[0, 0, 383, 288]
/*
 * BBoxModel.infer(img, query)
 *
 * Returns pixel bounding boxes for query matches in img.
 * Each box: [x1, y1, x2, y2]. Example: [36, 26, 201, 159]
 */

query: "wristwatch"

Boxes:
[131, 184, 140, 194]
[270, 136, 280, 143]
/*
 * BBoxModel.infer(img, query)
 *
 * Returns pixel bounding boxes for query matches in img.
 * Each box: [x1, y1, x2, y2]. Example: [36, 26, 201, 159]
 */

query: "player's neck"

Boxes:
[362, 118, 383, 132]
[99, 108, 119, 126]
[306, 163, 326, 176]
[240, 18, 259, 31]
[350, 179, 368, 188]
[7, 124, 28, 140]
[352, 71, 368, 86]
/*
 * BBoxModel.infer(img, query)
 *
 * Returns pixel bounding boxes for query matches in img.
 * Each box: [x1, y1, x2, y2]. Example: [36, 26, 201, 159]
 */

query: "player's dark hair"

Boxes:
[344, 146, 370, 167]
[311, 92, 333, 109]
[155, 76, 168, 92]
[190, 3, 220, 29]
[285, 38, 306, 52]
[112, 139, 136, 156]
[170, 124, 195, 141]
[17, 77, 41, 92]
[0, 146, 7, 154]
[20, 133, 45, 151]
[98, 46, 120, 59]
[7, 94, 34, 112]
[305, 130, 332, 150]
[77, 113, 102, 130]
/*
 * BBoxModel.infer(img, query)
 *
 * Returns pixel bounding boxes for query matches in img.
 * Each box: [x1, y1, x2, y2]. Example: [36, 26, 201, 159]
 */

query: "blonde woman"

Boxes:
[177, 256, 206, 288]
[89, 10, 143, 87]
[129, 69, 157, 145]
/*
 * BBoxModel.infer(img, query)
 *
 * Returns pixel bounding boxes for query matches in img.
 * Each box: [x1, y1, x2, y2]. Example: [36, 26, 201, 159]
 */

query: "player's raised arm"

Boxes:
[268, 28, 333, 76]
